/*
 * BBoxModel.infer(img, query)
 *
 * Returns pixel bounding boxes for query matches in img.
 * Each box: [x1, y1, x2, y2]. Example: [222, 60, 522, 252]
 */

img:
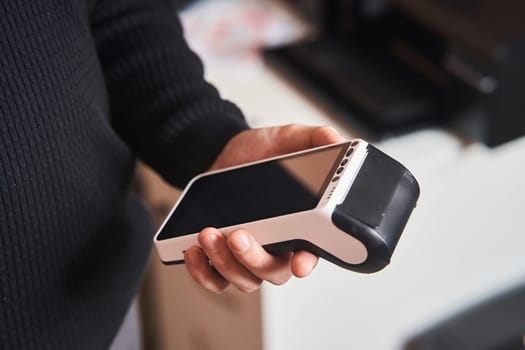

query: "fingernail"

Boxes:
[231, 232, 250, 253]
[325, 126, 338, 134]
[202, 232, 219, 251]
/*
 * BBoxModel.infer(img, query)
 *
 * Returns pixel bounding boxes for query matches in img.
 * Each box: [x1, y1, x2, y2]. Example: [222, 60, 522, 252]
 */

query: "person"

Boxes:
[0, 0, 345, 348]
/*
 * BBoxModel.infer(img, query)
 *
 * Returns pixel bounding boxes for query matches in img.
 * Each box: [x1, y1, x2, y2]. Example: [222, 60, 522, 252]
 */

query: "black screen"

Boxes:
[157, 144, 347, 240]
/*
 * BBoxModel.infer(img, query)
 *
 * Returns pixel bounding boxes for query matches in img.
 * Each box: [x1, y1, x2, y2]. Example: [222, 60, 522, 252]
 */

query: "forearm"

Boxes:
[90, 0, 248, 187]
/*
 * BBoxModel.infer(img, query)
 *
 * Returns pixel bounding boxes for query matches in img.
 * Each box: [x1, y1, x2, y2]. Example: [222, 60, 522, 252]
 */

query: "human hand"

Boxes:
[184, 124, 347, 293]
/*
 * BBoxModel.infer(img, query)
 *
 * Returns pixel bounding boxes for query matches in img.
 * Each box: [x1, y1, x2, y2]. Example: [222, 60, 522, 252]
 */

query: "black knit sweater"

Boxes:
[0, 0, 248, 348]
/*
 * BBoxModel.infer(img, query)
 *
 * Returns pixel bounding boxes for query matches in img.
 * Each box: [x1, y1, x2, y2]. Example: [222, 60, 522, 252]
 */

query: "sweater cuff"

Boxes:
[141, 101, 250, 188]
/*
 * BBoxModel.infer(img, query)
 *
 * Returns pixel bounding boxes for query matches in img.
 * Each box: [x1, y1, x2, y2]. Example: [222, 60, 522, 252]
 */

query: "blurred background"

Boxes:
[134, 0, 525, 349]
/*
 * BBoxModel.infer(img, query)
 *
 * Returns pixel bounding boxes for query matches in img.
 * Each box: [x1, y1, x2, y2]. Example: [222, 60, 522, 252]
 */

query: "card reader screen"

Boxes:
[157, 143, 347, 240]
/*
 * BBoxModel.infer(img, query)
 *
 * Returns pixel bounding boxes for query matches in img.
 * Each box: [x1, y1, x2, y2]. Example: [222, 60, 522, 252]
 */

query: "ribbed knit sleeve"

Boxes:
[90, 0, 249, 187]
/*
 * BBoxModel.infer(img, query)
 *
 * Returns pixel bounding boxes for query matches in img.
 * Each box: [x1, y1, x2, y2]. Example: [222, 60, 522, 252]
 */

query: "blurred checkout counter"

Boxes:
[137, 1, 525, 349]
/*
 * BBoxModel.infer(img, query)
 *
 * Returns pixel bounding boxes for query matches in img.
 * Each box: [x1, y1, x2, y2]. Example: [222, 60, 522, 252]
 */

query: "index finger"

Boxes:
[227, 229, 293, 286]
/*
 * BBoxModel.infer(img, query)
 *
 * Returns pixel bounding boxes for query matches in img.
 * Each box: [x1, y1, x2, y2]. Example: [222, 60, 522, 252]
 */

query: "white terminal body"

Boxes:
[154, 140, 419, 273]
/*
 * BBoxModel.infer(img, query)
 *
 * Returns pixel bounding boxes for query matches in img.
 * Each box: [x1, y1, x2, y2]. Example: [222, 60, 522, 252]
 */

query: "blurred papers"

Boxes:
[180, 0, 311, 68]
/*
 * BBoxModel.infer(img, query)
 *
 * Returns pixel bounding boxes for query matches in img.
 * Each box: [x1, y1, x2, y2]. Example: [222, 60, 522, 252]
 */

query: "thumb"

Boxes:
[310, 126, 347, 147]
[274, 125, 347, 155]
